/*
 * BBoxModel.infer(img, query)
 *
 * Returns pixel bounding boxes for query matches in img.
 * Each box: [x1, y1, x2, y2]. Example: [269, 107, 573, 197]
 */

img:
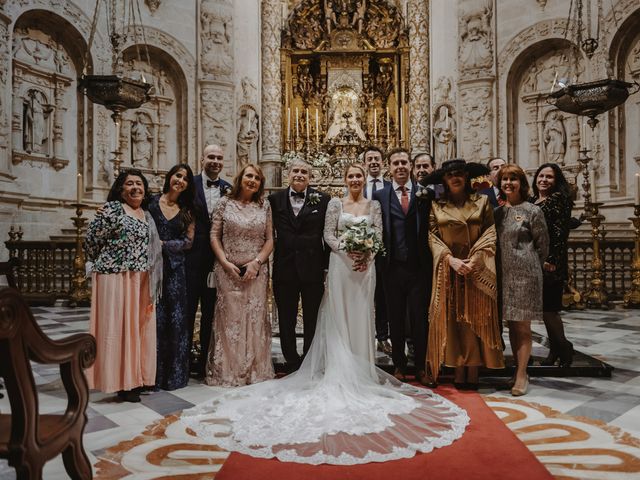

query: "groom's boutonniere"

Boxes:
[307, 192, 321, 206]
[221, 184, 232, 196]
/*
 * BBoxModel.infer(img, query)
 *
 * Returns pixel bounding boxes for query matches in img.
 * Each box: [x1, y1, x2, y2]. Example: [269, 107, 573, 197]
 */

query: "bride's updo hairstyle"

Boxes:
[343, 163, 366, 181]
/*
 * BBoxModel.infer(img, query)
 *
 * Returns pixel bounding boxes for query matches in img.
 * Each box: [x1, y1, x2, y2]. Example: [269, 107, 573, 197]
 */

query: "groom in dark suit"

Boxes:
[269, 159, 330, 372]
[362, 146, 392, 355]
[373, 147, 435, 387]
[479, 157, 506, 208]
[185, 144, 232, 377]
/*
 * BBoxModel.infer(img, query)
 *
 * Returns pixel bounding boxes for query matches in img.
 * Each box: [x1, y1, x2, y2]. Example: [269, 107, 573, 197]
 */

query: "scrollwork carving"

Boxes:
[408, 0, 430, 152]
[460, 86, 492, 162]
[261, 0, 282, 162]
[200, 0, 233, 80]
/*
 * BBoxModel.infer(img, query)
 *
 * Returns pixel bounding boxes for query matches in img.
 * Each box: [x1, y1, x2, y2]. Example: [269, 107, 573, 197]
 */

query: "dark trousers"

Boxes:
[273, 280, 324, 366]
[374, 268, 389, 341]
[185, 256, 216, 376]
[383, 260, 430, 372]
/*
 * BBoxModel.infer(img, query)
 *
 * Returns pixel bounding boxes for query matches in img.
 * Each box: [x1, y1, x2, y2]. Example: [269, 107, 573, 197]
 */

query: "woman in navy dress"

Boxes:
[149, 163, 196, 390]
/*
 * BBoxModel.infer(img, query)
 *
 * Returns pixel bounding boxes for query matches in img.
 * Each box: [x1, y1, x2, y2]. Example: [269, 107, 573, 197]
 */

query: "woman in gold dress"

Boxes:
[425, 159, 504, 389]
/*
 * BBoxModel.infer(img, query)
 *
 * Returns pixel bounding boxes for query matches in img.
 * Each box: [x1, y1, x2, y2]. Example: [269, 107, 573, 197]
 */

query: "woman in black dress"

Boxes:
[149, 163, 196, 390]
[530, 163, 574, 367]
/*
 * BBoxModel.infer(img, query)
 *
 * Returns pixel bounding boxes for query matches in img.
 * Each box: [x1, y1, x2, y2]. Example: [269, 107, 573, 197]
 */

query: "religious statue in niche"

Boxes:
[325, 87, 366, 143]
[296, 61, 315, 103]
[433, 105, 457, 163]
[460, 5, 493, 70]
[130, 111, 154, 168]
[22, 89, 49, 154]
[543, 111, 566, 164]
[236, 105, 259, 169]
[523, 61, 540, 93]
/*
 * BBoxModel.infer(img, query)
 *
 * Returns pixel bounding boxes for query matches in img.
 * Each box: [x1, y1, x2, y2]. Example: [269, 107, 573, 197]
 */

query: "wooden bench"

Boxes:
[0, 287, 96, 479]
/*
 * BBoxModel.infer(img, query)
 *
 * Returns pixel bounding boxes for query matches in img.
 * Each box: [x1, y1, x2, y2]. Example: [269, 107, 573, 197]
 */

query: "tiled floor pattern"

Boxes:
[1, 306, 639, 479]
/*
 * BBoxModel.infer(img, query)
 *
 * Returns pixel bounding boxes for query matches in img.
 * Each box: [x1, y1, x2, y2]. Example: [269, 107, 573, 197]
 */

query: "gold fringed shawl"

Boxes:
[427, 224, 503, 381]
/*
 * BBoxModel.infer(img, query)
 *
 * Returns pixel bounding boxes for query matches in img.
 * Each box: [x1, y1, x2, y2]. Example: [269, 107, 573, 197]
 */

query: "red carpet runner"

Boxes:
[217, 385, 553, 480]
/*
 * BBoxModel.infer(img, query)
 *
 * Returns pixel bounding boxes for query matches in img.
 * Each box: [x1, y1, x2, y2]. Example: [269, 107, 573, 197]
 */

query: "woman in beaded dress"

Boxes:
[495, 164, 549, 396]
[530, 163, 575, 367]
[148, 164, 196, 391]
[205, 163, 274, 386]
[84, 169, 162, 402]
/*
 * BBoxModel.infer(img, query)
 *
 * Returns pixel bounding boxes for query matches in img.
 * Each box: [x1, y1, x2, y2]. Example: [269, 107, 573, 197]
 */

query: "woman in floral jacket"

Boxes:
[84, 169, 162, 402]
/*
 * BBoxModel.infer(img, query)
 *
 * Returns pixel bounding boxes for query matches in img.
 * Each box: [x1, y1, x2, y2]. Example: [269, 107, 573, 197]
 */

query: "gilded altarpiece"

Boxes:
[281, 0, 410, 188]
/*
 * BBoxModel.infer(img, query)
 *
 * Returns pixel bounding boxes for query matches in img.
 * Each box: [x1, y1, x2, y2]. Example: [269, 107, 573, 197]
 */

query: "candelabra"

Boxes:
[624, 205, 640, 308]
[577, 148, 594, 218]
[69, 203, 91, 306]
[582, 202, 609, 308]
[7, 225, 23, 241]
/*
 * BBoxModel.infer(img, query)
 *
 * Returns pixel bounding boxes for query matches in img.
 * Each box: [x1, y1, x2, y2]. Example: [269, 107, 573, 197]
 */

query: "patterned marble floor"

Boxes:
[1, 306, 639, 479]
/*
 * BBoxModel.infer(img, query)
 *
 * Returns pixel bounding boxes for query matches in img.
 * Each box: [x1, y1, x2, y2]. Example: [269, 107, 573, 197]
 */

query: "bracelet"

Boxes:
[254, 257, 262, 265]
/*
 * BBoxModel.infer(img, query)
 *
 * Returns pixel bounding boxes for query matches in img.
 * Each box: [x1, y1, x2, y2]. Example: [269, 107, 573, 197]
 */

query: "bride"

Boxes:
[181, 164, 469, 465]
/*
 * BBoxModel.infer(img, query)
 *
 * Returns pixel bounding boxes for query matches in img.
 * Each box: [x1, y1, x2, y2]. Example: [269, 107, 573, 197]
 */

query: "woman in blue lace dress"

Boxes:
[149, 164, 196, 390]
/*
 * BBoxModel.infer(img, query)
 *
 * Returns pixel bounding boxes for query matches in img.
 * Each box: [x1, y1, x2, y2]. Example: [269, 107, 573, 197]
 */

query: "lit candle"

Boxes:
[386, 107, 390, 140]
[635, 173, 640, 205]
[305, 108, 310, 143]
[76, 172, 83, 204]
[373, 108, 377, 140]
[287, 107, 291, 143]
[315, 109, 319, 144]
[295, 107, 299, 140]
[590, 170, 597, 203]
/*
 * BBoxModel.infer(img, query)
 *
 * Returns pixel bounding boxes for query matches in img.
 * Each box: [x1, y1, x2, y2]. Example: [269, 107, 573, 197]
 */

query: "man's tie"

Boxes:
[207, 179, 220, 188]
[290, 190, 305, 199]
[371, 178, 379, 194]
[400, 185, 409, 215]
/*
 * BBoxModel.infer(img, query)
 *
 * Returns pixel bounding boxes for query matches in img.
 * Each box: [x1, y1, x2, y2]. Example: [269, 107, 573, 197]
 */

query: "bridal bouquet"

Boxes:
[340, 220, 385, 257]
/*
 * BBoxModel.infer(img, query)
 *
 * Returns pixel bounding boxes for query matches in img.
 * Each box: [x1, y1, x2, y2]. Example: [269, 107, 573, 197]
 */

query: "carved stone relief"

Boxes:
[434, 76, 454, 104]
[130, 111, 154, 168]
[201, 86, 233, 153]
[0, 19, 10, 149]
[260, 0, 282, 187]
[459, 86, 492, 161]
[458, 1, 494, 79]
[541, 110, 566, 164]
[145, 0, 161, 14]
[200, 0, 233, 80]
[408, 0, 430, 153]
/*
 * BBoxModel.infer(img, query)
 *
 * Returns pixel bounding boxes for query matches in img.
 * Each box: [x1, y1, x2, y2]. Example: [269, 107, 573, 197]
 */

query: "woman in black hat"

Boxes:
[424, 159, 505, 389]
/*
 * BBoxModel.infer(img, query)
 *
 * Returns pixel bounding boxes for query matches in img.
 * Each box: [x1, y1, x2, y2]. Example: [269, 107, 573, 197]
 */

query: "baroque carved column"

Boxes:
[457, 0, 496, 162]
[260, 0, 282, 188]
[407, 0, 430, 155]
[199, 0, 235, 171]
[0, 13, 10, 175]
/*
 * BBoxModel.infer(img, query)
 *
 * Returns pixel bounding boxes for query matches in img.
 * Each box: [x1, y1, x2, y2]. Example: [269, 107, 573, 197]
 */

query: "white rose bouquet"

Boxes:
[340, 220, 385, 271]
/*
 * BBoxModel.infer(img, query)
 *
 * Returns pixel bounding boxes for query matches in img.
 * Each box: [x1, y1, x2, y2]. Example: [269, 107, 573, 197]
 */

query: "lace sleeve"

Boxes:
[531, 205, 550, 267]
[323, 197, 342, 252]
[210, 196, 229, 262]
[370, 200, 382, 242]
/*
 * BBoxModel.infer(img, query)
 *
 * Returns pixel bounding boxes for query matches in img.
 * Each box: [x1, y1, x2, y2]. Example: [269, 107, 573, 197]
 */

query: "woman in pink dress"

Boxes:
[206, 163, 274, 386]
[84, 169, 162, 402]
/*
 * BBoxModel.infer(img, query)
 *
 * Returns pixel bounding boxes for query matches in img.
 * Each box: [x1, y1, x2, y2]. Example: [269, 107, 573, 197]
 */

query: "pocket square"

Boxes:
[311, 210, 319, 213]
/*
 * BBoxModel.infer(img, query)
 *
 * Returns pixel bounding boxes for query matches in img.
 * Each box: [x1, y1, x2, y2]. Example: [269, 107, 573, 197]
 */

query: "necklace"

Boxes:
[161, 195, 178, 207]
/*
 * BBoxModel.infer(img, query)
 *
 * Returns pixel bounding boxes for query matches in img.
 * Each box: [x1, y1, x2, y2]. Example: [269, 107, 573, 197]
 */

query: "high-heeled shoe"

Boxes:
[558, 341, 574, 367]
[511, 375, 529, 397]
[541, 348, 559, 366]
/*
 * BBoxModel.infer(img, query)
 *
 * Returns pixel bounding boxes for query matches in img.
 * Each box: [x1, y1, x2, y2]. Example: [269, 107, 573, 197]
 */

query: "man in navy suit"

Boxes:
[269, 159, 330, 372]
[479, 157, 506, 208]
[373, 147, 435, 387]
[186, 144, 232, 377]
[362, 146, 392, 355]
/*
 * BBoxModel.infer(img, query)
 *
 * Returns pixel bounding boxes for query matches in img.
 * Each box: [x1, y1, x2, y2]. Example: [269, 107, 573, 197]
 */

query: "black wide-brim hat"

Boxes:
[419, 158, 490, 185]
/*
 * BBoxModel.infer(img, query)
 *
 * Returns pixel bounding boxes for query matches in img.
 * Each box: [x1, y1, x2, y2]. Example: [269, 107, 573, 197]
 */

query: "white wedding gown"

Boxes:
[181, 198, 469, 465]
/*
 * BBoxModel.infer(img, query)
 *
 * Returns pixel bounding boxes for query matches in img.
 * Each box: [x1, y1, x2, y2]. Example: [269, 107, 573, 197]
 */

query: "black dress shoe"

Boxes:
[117, 389, 141, 403]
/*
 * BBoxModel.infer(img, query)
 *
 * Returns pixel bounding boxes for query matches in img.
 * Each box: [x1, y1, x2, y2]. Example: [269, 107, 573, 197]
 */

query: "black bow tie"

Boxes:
[207, 179, 220, 188]
[290, 190, 305, 199]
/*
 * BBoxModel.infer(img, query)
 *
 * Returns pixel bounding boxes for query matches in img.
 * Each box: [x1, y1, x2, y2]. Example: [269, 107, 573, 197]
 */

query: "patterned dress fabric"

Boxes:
[495, 202, 549, 323]
[84, 201, 156, 393]
[182, 198, 469, 465]
[205, 196, 274, 386]
[148, 195, 193, 391]
[529, 192, 572, 312]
